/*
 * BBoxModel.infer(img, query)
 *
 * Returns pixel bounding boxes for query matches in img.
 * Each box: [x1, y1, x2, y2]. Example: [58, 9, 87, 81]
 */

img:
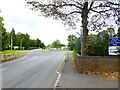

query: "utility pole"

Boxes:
[11, 32, 13, 51]
[20, 39, 22, 50]
[77, 28, 83, 56]
[80, 29, 83, 56]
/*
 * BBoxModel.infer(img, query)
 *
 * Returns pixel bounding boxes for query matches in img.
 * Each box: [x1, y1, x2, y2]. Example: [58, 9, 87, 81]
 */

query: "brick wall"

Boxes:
[75, 54, 120, 74]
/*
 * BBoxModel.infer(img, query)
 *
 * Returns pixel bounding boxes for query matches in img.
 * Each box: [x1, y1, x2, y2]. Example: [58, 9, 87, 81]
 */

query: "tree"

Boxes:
[10, 28, 17, 47]
[36, 38, 41, 48]
[27, 0, 119, 56]
[67, 35, 77, 50]
[41, 42, 46, 49]
[118, 27, 120, 37]
[52, 39, 62, 49]
[85, 30, 117, 56]
[73, 37, 81, 54]
[23, 33, 30, 50]
[0, 17, 10, 50]
[30, 39, 36, 47]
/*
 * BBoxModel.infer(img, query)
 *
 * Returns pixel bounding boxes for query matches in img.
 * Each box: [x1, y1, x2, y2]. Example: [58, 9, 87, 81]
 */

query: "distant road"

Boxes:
[2, 50, 68, 88]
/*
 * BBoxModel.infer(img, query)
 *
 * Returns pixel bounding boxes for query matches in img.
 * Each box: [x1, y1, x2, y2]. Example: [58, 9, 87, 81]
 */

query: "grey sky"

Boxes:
[0, 0, 79, 45]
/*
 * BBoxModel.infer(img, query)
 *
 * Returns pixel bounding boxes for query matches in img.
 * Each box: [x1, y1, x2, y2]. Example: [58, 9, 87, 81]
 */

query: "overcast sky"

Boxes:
[0, 0, 79, 45]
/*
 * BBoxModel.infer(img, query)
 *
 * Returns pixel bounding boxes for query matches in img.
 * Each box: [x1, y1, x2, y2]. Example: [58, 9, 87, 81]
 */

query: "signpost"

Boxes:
[109, 38, 120, 55]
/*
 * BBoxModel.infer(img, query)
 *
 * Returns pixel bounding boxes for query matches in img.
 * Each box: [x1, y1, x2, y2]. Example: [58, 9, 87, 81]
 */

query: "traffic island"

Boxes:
[1, 52, 28, 63]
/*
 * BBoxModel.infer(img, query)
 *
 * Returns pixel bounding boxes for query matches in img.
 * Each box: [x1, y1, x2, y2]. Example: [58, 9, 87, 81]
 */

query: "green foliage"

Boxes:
[67, 35, 77, 51]
[86, 30, 117, 56]
[52, 39, 63, 49]
[73, 37, 81, 54]
[72, 50, 77, 60]
[1, 17, 46, 50]
[1, 17, 10, 50]
[30, 39, 46, 49]
[73, 29, 117, 56]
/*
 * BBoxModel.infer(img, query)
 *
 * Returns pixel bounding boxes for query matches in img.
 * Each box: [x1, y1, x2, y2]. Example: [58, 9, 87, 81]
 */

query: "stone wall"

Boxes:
[75, 54, 119, 74]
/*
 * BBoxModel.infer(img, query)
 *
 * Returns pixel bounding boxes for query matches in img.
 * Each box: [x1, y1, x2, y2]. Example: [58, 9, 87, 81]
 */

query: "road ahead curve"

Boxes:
[2, 50, 68, 88]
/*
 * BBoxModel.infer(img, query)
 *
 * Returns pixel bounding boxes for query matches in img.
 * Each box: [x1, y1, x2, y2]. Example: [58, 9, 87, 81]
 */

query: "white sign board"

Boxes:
[109, 46, 120, 55]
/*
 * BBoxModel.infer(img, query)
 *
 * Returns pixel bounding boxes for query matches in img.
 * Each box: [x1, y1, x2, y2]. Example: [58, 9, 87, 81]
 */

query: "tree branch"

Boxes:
[27, 1, 83, 10]
[90, 9, 111, 13]
[62, 11, 82, 16]
[107, 2, 120, 6]
[75, 1, 83, 7]
[88, 2, 94, 12]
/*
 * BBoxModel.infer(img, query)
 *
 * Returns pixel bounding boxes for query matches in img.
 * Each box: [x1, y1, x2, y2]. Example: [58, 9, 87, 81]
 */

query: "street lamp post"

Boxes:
[77, 28, 83, 56]
[11, 32, 13, 51]
[80, 29, 83, 56]
[20, 39, 22, 50]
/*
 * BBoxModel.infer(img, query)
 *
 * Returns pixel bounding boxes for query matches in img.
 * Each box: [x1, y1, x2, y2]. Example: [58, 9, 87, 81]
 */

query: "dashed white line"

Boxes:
[54, 73, 61, 88]
[1, 68, 7, 71]
[22, 57, 39, 63]
[48, 55, 66, 88]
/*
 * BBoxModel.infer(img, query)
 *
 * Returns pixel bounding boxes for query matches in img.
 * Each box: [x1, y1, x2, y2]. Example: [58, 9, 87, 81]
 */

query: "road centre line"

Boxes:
[22, 57, 40, 63]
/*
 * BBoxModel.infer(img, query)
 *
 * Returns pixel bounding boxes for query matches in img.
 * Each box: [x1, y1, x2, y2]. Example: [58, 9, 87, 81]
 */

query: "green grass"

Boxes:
[72, 50, 77, 60]
[37, 49, 70, 52]
[16, 50, 28, 51]
[0, 50, 21, 58]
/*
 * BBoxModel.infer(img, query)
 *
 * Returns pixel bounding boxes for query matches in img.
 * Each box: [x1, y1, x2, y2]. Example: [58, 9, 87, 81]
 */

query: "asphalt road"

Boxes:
[2, 50, 68, 88]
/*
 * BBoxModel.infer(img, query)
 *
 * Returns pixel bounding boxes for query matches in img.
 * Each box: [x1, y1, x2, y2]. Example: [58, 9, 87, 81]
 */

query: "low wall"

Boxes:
[75, 54, 119, 74]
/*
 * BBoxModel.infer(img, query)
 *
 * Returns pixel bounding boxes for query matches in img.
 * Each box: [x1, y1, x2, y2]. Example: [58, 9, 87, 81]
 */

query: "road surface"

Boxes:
[2, 50, 68, 88]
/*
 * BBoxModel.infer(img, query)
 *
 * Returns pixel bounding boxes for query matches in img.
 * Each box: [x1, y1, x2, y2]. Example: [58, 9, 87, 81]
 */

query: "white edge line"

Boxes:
[54, 73, 61, 88]
[48, 55, 66, 88]
[1, 68, 7, 71]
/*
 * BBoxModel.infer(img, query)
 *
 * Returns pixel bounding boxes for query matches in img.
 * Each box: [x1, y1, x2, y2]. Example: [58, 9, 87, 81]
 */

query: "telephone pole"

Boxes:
[77, 28, 83, 56]
[11, 32, 13, 51]
[20, 39, 22, 50]
[80, 29, 83, 56]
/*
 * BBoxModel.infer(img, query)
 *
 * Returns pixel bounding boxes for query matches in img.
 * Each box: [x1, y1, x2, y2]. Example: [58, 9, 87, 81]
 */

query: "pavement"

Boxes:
[59, 52, 119, 88]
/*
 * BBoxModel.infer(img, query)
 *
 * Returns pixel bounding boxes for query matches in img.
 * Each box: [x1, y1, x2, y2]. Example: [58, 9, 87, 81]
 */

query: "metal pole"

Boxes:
[80, 29, 83, 56]
[20, 39, 22, 50]
[11, 32, 13, 51]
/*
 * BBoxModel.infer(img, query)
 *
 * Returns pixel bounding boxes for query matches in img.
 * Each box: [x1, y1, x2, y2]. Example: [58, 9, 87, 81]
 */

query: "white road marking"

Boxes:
[48, 55, 66, 88]
[54, 73, 61, 88]
[22, 57, 39, 63]
[1, 68, 7, 71]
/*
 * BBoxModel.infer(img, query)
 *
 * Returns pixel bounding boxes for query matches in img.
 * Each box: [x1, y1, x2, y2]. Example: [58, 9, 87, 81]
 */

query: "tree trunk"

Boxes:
[81, 2, 89, 56]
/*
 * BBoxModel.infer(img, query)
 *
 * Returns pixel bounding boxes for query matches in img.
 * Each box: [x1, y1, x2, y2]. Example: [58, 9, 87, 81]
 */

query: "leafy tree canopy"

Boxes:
[26, 0, 119, 56]
[52, 39, 63, 48]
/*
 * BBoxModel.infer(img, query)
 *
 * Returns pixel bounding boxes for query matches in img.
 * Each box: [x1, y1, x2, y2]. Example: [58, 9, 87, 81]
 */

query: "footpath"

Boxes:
[59, 52, 118, 88]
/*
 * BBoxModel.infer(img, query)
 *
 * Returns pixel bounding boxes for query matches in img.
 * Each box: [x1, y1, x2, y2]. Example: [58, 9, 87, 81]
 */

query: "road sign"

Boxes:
[109, 46, 120, 55]
[109, 38, 120, 46]
[13, 46, 19, 49]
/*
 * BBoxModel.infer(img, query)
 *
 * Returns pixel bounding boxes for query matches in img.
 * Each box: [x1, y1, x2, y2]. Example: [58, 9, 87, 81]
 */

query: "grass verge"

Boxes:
[0, 50, 21, 58]
[37, 49, 70, 52]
